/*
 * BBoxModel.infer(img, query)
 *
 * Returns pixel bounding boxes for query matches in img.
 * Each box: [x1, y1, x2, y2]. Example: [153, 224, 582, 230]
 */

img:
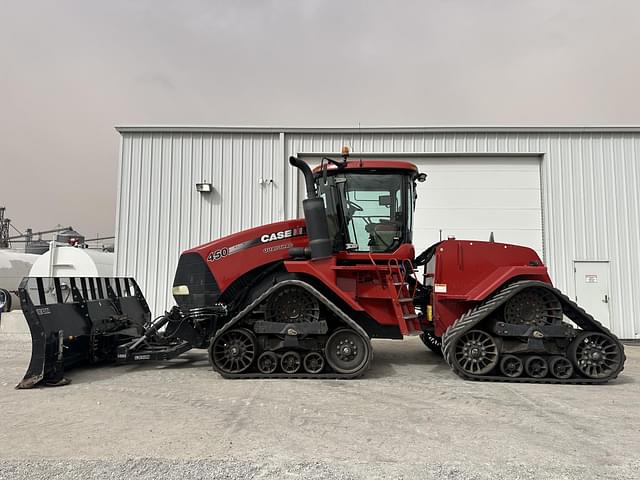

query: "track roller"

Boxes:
[303, 352, 325, 374]
[257, 351, 278, 374]
[549, 356, 573, 379]
[500, 354, 524, 378]
[280, 351, 302, 374]
[524, 356, 548, 378]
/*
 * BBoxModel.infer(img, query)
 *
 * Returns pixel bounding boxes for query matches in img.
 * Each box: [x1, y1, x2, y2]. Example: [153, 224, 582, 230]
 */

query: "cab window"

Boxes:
[342, 174, 405, 252]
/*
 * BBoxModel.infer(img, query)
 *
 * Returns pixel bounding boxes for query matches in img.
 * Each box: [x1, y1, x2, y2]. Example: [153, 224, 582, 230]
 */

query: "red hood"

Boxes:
[184, 219, 308, 294]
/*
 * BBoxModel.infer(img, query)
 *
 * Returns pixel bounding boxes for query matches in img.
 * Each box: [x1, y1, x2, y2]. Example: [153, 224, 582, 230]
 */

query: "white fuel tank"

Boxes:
[29, 245, 114, 278]
[0, 250, 40, 311]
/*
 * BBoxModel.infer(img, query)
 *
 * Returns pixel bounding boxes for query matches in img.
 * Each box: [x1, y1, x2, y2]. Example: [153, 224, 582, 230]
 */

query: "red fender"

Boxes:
[464, 266, 551, 301]
[284, 257, 365, 312]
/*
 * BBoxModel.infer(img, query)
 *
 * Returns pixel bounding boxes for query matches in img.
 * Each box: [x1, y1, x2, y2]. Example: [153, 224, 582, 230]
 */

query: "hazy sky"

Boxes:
[2, 0, 639, 239]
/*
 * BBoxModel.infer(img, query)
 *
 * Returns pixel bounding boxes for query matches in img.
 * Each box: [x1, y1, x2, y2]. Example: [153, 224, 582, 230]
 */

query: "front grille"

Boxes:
[173, 253, 221, 309]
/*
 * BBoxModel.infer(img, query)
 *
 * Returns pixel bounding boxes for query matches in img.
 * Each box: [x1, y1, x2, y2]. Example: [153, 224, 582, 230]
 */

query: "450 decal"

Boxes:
[207, 237, 257, 262]
[207, 248, 229, 262]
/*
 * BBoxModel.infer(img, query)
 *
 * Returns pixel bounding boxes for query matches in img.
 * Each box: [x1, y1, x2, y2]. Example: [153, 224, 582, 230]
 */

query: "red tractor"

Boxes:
[17, 153, 625, 387]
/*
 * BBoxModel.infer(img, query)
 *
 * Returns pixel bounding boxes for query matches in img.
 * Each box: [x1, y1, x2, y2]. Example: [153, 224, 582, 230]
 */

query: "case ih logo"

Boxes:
[207, 227, 306, 262]
[260, 227, 305, 243]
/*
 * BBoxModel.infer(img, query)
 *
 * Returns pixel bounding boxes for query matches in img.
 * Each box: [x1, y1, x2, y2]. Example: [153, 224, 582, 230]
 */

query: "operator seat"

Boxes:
[366, 219, 401, 252]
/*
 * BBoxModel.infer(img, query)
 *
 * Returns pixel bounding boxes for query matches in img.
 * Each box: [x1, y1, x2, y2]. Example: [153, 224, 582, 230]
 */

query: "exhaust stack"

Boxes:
[289, 156, 332, 259]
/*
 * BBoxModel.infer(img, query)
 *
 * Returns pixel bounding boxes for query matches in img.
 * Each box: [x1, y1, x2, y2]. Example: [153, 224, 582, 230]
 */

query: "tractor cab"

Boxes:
[289, 152, 425, 337]
[307, 150, 424, 255]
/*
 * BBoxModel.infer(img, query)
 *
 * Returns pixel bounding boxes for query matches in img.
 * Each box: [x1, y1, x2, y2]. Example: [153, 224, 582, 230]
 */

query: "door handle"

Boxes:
[602, 294, 609, 304]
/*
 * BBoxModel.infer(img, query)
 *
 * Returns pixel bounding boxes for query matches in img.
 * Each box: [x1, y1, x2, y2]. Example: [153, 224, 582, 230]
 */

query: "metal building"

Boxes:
[114, 126, 640, 339]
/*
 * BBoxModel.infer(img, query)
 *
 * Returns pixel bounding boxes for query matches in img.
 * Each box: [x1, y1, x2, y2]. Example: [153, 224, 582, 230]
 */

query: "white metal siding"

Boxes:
[115, 132, 283, 314]
[116, 128, 640, 339]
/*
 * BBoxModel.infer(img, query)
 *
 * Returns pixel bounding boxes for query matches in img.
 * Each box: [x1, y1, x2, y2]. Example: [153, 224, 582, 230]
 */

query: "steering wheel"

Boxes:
[345, 201, 363, 221]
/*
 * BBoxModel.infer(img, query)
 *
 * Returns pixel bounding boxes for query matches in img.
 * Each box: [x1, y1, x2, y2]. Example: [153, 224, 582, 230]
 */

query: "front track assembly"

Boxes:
[208, 280, 372, 379]
[442, 281, 625, 384]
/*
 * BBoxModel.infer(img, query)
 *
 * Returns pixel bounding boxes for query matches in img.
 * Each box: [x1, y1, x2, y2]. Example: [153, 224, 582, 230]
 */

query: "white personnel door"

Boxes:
[574, 261, 611, 329]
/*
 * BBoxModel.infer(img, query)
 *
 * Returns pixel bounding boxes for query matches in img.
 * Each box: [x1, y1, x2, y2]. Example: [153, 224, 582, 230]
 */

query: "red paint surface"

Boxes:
[312, 159, 418, 173]
[430, 240, 552, 336]
[184, 219, 307, 293]
[182, 222, 553, 339]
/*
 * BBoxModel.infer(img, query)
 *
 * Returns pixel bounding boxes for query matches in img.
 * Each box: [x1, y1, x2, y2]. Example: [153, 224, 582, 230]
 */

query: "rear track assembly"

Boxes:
[442, 280, 625, 384]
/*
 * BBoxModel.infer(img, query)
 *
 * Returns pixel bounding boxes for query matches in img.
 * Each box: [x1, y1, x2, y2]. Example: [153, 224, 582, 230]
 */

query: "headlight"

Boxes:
[172, 285, 190, 296]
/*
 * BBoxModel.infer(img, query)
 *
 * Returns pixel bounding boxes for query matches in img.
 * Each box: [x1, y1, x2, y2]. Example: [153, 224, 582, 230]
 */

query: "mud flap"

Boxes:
[16, 277, 151, 389]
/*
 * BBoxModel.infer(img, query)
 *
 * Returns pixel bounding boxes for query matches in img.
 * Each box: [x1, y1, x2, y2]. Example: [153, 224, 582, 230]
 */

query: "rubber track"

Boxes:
[210, 279, 373, 379]
[441, 280, 626, 384]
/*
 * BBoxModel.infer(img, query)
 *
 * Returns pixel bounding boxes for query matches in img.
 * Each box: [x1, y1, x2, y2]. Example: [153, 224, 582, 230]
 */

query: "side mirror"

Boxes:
[417, 173, 427, 183]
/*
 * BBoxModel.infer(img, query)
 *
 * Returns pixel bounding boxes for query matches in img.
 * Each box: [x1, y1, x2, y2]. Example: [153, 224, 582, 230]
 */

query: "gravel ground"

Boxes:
[2, 458, 640, 480]
[1, 317, 639, 479]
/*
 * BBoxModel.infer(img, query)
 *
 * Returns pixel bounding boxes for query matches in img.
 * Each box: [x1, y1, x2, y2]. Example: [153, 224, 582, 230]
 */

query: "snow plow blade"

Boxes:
[16, 277, 151, 389]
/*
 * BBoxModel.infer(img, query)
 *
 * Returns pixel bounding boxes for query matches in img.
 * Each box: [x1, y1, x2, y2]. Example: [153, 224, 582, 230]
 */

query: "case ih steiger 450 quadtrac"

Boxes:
[16, 150, 625, 388]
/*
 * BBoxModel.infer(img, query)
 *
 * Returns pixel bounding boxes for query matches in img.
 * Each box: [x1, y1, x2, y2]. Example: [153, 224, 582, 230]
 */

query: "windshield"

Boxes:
[341, 173, 408, 252]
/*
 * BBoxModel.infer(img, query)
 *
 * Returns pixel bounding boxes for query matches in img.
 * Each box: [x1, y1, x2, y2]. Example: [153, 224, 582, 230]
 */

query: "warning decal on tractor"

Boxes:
[434, 284, 447, 293]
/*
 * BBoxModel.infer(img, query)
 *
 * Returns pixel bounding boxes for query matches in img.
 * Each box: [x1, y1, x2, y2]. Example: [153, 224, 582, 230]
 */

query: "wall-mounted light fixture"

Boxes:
[195, 182, 213, 193]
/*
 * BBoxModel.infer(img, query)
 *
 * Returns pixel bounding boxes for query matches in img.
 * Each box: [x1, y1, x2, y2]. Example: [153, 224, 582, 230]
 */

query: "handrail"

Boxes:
[402, 258, 419, 297]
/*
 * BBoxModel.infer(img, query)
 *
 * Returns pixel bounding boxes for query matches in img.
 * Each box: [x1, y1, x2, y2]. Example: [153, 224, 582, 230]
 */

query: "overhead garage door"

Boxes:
[298, 155, 543, 259]
[411, 156, 543, 258]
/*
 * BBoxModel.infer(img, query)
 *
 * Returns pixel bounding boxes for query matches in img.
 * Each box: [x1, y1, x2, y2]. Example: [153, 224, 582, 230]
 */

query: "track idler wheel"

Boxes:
[210, 328, 257, 374]
[281, 351, 302, 374]
[453, 330, 499, 375]
[569, 332, 623, 379]
[549, 356, 574, 379]
[500, 354, 524, 378]
[303, 352, 324, 374]
[325, 328, 370, 374]
[525, 356, 549, 378]
[257, 351, 278, 374]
